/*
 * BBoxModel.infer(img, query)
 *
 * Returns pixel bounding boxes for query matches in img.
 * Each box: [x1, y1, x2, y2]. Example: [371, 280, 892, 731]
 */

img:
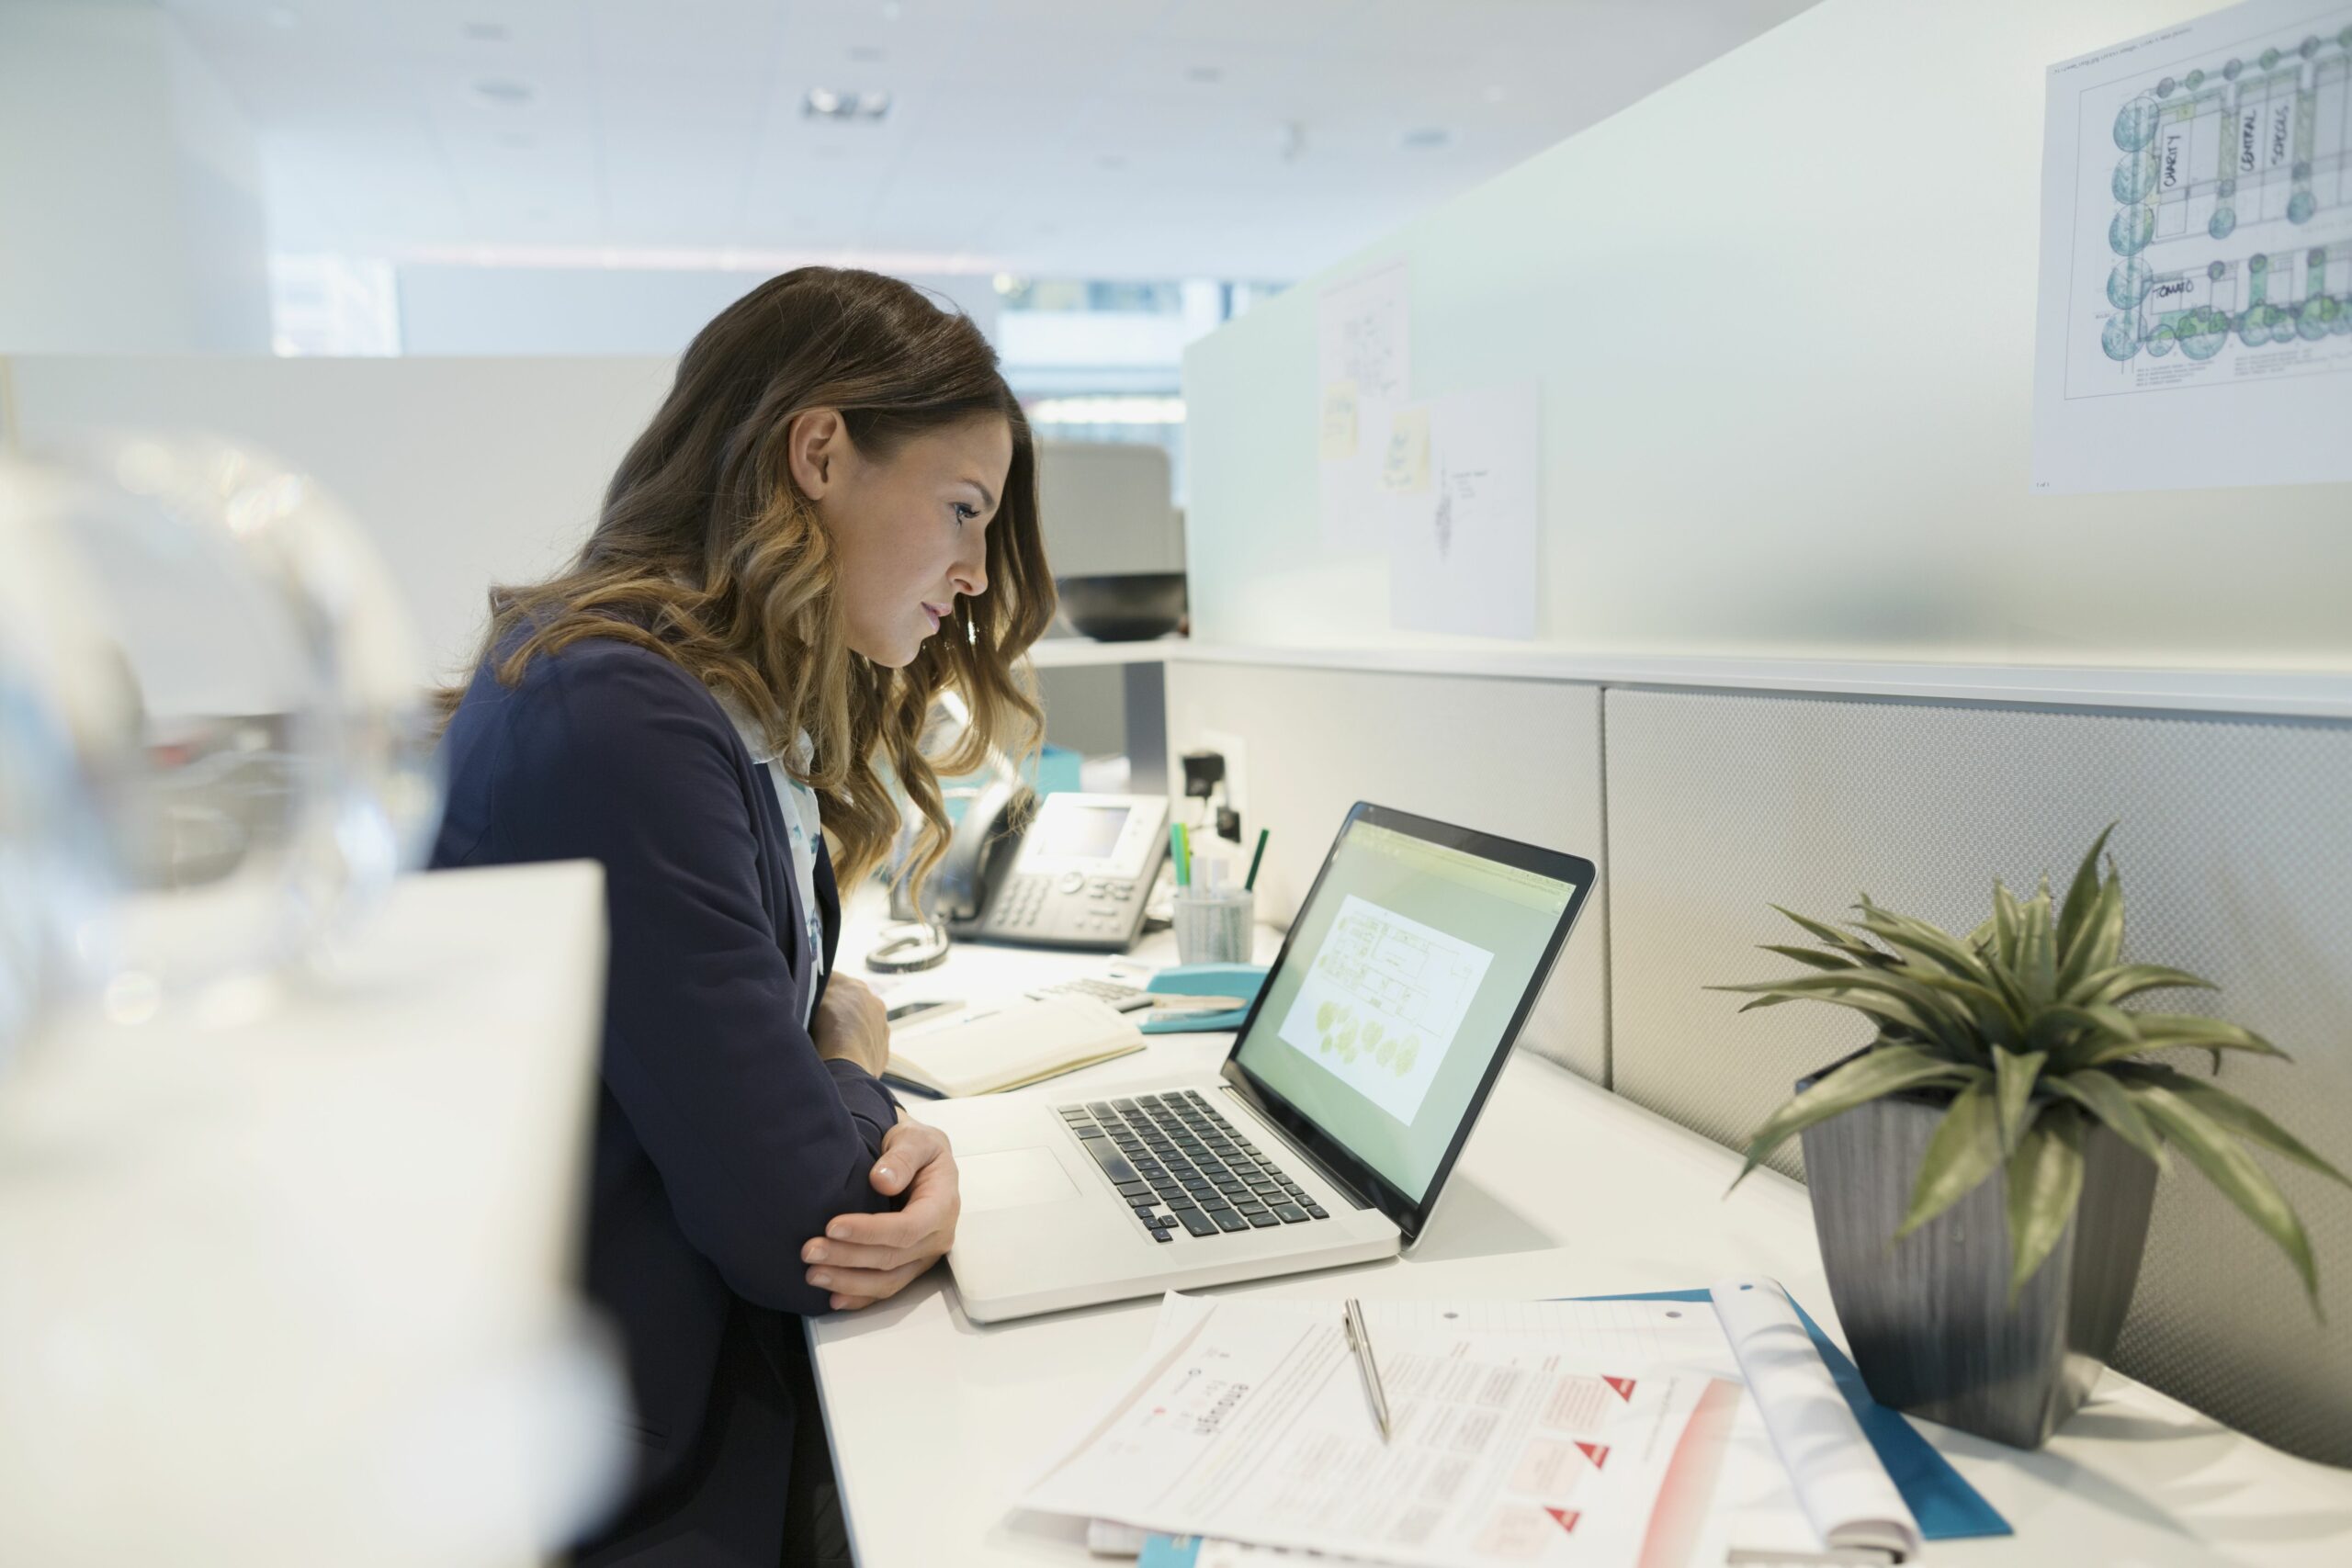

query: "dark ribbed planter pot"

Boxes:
[1797, 1060, 2160, 1449]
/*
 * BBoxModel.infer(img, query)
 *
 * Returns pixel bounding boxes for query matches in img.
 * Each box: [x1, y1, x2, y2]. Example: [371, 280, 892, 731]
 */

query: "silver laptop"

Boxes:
[920, 802, 1596, 1323]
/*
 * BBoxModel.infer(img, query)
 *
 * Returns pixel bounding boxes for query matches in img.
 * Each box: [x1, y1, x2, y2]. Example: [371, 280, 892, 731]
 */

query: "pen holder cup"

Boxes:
[1170, 886, 1254, 966]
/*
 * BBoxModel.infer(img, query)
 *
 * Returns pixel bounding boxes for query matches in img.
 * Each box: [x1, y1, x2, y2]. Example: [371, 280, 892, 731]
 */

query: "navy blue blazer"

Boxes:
[432, 635, 899, 1563]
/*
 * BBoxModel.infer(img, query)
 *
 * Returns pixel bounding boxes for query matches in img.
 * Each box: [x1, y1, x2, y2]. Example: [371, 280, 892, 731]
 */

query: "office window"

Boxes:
[268, 254, 401, 357]
[997, 277, 1286, 504]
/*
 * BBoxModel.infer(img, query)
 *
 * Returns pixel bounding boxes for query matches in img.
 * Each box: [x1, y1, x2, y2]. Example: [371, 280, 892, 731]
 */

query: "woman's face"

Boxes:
[788, 410, 1012, 669]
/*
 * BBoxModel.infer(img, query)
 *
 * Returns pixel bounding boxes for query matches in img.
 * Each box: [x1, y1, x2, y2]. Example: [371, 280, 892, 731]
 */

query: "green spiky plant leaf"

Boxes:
[1714, 824, 2346, 1311]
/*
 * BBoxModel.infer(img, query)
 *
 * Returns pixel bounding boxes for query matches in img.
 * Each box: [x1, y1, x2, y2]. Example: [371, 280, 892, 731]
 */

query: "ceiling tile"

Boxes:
[165, 0, 1822, 276]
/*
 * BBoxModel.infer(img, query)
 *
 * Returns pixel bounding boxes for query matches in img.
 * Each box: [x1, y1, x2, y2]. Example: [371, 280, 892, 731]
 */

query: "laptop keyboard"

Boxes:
[1057, 1089, 1331, 1243]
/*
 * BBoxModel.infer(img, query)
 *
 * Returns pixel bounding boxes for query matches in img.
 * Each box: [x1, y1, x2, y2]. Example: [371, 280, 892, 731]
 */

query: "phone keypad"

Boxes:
[994, 874, 1051, 930]
[989, 873, 1140, 944]
[1073, 882, 1135, 936]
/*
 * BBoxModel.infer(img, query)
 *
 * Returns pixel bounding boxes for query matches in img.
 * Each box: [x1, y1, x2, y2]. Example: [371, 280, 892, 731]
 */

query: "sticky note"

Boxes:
[1381, 406, 1431, 494]
[1318, 380, 1359, 461]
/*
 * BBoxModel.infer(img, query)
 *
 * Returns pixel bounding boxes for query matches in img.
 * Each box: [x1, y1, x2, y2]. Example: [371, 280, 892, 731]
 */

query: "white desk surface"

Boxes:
[813, 911, 2352, 1567]
[0, 862, 620, 1568]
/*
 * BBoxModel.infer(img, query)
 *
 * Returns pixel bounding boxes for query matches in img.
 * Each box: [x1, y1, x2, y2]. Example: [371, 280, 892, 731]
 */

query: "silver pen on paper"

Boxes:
[1341, 1298, 1392, 1443]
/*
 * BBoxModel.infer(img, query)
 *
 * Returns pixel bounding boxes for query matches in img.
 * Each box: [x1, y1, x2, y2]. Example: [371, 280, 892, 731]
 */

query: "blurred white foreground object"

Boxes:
[0, 861, 625, 1567]
[0, 438, 441, 1066]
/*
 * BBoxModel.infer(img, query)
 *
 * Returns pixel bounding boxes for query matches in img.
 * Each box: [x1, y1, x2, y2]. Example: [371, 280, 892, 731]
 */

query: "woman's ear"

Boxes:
[786, 407, 845, 499]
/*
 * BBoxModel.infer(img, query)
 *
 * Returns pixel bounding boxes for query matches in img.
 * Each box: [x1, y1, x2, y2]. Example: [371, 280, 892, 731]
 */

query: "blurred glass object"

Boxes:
[0, 438, 441, 1062]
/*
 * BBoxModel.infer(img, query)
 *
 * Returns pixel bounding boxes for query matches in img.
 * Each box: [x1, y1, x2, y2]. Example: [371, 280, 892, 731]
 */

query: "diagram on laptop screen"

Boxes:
[1276, 894, 1495, 1125]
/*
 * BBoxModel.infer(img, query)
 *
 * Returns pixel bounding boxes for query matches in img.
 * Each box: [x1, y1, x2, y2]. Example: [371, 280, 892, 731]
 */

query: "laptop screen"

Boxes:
[1230, 813, 1583, 1206]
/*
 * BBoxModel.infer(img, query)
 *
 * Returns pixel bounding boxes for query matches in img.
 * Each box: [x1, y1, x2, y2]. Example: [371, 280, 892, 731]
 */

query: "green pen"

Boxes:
[1170, 822, 1190, 886]
[1244, 828, 1270, 892]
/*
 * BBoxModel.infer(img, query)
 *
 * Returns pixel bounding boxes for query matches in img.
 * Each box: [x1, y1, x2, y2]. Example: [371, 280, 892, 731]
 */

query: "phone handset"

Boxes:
[936, 775, 1032, 924]
[889, 775, 1035, 928]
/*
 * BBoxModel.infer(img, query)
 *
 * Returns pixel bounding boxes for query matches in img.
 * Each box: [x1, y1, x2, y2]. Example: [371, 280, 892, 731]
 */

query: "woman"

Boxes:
[431, 267, 1055, 1565]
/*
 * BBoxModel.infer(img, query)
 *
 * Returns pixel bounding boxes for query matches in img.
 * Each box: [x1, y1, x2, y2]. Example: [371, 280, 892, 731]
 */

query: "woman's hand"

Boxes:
[804, 1114, 962, 1310]
[809, 972, 891, 1078]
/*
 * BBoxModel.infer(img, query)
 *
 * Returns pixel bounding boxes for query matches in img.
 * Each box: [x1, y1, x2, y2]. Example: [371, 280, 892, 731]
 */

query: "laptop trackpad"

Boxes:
[961, 1146, 1080, 1213]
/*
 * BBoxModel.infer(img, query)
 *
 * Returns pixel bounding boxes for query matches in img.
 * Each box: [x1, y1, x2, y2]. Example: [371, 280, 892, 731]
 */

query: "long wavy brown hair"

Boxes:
[437, 266, 1055, 901]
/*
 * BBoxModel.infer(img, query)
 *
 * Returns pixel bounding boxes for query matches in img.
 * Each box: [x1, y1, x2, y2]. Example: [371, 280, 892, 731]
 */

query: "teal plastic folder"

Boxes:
[1135, 1287, 2008, 1566]
[1136, 963, 1268, 1034]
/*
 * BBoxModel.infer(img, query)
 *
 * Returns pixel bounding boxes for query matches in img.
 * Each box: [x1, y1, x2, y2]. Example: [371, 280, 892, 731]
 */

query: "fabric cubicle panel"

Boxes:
[1602, 685, 2352, 1467]
[1162, 660, 1607, 1083]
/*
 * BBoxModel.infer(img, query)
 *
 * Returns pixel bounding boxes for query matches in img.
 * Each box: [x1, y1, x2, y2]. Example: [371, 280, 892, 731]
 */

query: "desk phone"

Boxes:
[967, 792, 1170, 952]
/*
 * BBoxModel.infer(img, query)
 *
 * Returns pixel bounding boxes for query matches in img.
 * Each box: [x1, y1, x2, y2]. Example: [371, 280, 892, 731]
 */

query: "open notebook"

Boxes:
[884, 994, 1144, 1098]
[1031, 1279, 1997, 1567]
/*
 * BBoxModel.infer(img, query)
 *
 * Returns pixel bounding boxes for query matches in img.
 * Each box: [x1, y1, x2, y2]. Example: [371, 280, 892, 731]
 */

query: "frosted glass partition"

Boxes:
[1181, 0, 2352, 671]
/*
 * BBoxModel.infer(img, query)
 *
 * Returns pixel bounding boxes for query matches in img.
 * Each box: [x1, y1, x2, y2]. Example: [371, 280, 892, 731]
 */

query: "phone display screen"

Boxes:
[1034, 802, 1128, 861]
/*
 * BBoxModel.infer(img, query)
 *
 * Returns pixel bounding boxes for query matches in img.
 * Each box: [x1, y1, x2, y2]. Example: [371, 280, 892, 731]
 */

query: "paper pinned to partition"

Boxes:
[2030, 0, 2352, 492]
[1317, 262, 1411, 549]
[1386, 381, 1541, 640]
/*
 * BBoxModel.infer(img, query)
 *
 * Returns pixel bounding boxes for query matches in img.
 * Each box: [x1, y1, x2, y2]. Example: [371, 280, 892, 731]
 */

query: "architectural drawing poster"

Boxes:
[2032, 0, 2352, 492]
[1317, 261, 1410, 549]
[1384, 380, 1540, 639]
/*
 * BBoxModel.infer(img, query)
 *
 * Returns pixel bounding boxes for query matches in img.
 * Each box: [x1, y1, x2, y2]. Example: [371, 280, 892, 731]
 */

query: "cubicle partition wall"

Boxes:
[1161, 650, 2352, 1468]
[1605, 684, 2352, 1468]
[1162, 0, 2352, 1472]
[0, 359, 1187, 689]
[1162, 658, 1607, 1082]
[1, 355, 677, 680]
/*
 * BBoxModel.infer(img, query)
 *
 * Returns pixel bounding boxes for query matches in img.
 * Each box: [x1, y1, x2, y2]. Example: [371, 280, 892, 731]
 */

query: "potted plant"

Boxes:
[1714, 826, 2345, 1449]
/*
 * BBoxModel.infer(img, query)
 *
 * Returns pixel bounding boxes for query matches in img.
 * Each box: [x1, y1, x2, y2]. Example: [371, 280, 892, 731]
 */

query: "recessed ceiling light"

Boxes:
[1399, 127, 1451, 150]
[992, 273, 1021, 294]
[465, 21, 510, 42]
[474, 78, 535, 106]
[803, 87, 890, 120]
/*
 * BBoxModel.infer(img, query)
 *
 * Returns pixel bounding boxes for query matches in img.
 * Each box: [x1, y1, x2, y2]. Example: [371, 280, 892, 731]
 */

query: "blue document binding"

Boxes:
[1574, 1289, 2010, 1541]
